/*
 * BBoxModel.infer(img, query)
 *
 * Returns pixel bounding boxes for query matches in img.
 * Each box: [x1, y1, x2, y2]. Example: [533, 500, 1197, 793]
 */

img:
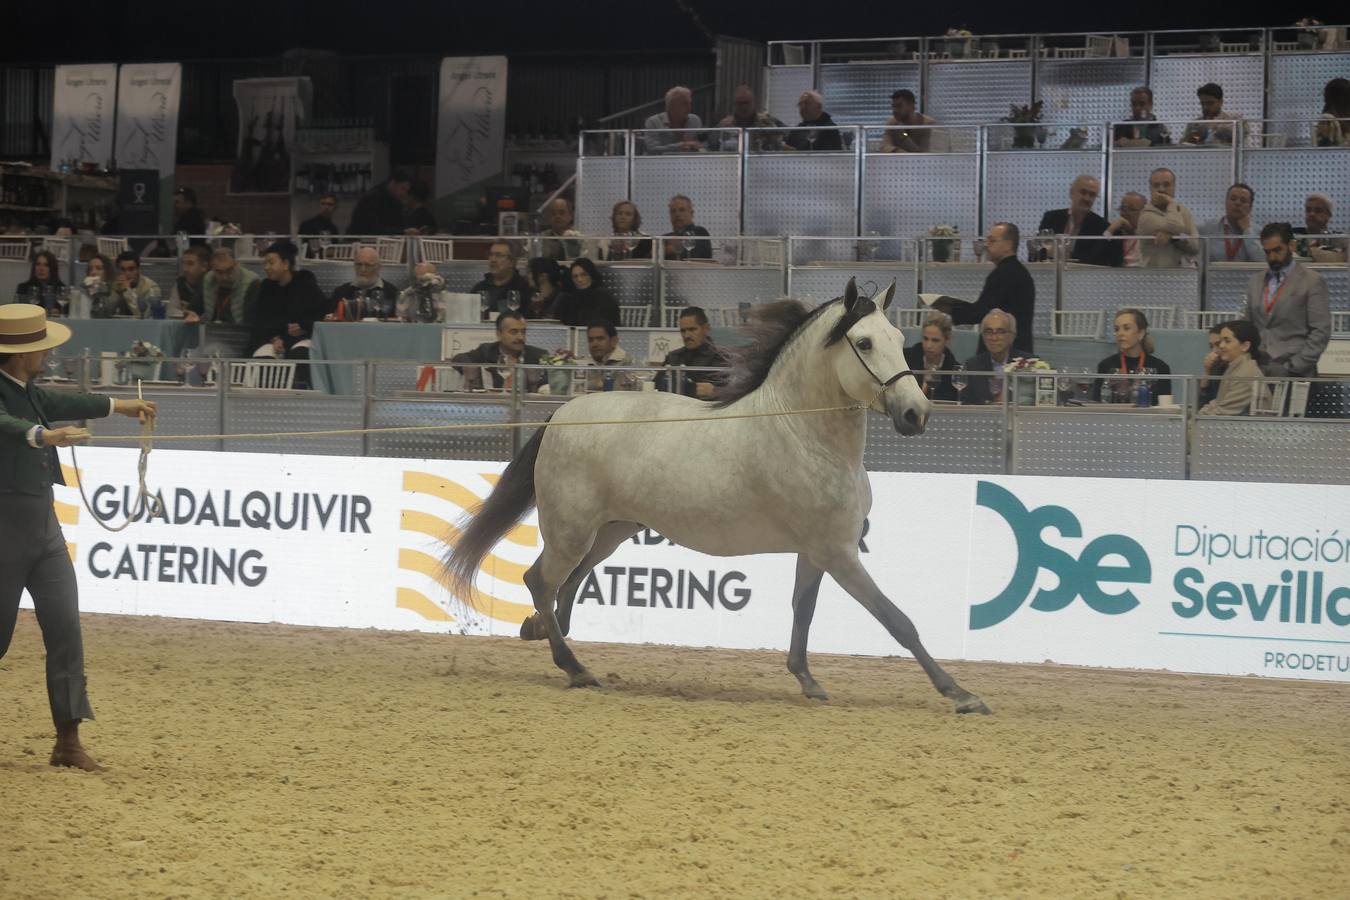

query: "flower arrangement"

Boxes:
[1002, 101, 1046, 148]
[927, 224, 960, 262]
[944, 26, 973, 37]
[1005, 356, 1051, 371]
[542, 348, 578, 366]
[129, 340, 164, 358]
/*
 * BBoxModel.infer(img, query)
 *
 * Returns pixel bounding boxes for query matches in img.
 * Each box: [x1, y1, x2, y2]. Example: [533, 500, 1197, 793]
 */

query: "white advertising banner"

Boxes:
[34, 450, 1350, 684]
[50, 64, 118, 169]
[434, 56, 508, 199]
[114, 63, 181, 176]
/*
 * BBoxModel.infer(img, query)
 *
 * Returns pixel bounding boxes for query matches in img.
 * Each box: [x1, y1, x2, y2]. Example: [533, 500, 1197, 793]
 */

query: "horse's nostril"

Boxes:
[903, 409, 920, 427]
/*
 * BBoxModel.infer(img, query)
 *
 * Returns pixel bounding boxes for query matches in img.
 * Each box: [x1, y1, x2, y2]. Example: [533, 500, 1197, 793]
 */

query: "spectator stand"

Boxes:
[743, 127, 861, 240]
[861, 126, 980, 250]
[1059, 235, 1201, 325]
[656, 236, 785, 328]
[631, 129, 742, 240]
[785, 236, 917, 311]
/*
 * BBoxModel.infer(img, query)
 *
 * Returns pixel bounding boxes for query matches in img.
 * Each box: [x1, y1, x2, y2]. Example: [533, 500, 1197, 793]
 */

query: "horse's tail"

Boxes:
[442, 425, 546, 601]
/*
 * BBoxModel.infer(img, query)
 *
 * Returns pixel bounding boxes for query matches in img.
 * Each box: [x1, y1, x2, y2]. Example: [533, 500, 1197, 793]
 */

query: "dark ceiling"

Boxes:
[3, 2, 1337, 62]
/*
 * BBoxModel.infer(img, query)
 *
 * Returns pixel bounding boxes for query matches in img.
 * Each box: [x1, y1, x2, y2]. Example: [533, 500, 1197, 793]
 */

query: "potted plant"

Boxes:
[541, 348, 579, 395]
[1004, 356, 1054, 405]
[1002, 101, 1046, 149]
[927, 224, 960, 262]
[118, 340, 164, 384]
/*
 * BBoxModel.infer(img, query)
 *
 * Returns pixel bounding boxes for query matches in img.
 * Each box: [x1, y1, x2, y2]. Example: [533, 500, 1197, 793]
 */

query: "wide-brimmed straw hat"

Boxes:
[0, 304, 72, 354]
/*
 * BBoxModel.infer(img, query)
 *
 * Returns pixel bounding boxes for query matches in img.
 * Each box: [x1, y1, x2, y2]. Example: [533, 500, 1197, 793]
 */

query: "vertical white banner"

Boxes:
[115, 62, 182, 177]
[50, 64, 118, 169]
[228, 77, 309, 195]
[435, 56, 508, 199]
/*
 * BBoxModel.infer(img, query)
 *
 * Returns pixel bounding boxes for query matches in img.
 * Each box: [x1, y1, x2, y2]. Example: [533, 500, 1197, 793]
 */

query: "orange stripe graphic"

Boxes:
[401, 471, 538, 546]
[399, 510, 529, 584]
[66, 543, 77, 562]
[54, 500, 80, 526]
[396, 587, 455, 622]
[397, 548, 534, 625]
[60, 464, 80, 488]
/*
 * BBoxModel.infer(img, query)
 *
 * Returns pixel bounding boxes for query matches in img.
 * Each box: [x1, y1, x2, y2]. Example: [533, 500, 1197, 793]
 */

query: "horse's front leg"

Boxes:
[786, 554, 828, 700]
[822, 552, 991, 715]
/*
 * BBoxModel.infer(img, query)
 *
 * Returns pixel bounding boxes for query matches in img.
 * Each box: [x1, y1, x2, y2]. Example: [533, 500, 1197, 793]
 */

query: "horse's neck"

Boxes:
[739, 315, 867, 457]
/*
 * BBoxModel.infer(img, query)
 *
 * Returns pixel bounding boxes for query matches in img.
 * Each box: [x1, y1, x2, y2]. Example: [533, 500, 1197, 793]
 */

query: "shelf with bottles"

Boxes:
[294, 158, 376, 197]
[1, 163, 57, 211]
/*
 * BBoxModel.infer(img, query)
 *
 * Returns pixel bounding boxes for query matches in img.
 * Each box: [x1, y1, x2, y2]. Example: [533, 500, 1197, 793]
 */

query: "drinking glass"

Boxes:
[682, 236, 696, 259]
[972, 238, 986, 262]
[506, 290, 521, 313]
[806, 129, 818, 150]
[950, 364, 968, 400]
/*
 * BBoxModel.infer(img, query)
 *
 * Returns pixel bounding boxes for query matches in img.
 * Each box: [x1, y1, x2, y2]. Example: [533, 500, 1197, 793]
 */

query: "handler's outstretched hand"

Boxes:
[114, 399, 157, 426]
[41, 426, 92, 447]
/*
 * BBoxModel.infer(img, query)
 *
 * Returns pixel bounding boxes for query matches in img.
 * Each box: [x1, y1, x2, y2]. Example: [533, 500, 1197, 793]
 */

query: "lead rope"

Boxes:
[69, 380, 162, 533]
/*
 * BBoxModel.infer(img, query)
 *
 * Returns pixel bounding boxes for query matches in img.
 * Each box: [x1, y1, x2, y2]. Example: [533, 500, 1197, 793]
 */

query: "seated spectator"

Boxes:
[328, 246, 399, 321]
[581, 320, 640, 391]
[172, 187, 207, 242]
[77, 254, 115, 319]
[1240, 222, 1330, 377]
[1200, 183, 1260, 262]
[655, 306, 728, 398]
[538, 198, 583, 261]
[1294, 193, 1348, 262]
[1113, 86, 1172, 147]
[1314, 77, 1350, 147]
[403, 182, 437, 236]
[13, 250, 66, 314]
[785, 90, 843, 151]
[643, 86, 703, 154]
[396, 262, 450, 323]
[960, 310, 1030, 405]
[1197, 320, 1265, 416]
[1037, 175, 1118, 266]
[595, 200, 653, 261]
[470, 240, 533, 320]
[299, 193, 341, 237]
[1094, 308, 1173, 403]
[662, 195, 712, 260]
[189, 247, 261, 326]
[450, 311, 547, 392]
[713, 84, 785, 152]
[1104, 191, 1147, 266]
[553, 258, 620, 327]
[1137, 168, 1199, 267]
[524, 257, 566, 319]
[109, 251, 162, 318]
[348, 170, 412, 235]
[251, 240, 327, 388]
[1181, 83, 1240, 146]
[902, 311, 959, 401]
[880, 89, 935, 153]
[1198, 323, 1226, 407]
[169, 245, 210, 317]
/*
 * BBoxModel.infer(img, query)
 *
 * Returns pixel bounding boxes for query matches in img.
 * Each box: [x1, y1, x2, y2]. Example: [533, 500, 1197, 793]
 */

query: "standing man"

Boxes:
[0, 305, 156, 771]
[299, 193, 341, 238]
[1136, 168, 1199, 268]
[347, 170, 412, 235]
[172, 187, 208, 242]
[1240, 223, 1331, 377]
[1036, 174, 1118, 266]
[1200, 183, 1260, 262]
[932, 222, 1037, 353]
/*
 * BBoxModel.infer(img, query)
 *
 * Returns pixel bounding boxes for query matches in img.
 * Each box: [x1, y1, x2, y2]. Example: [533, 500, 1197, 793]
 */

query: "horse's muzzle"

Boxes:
[888, 395, 930, 436]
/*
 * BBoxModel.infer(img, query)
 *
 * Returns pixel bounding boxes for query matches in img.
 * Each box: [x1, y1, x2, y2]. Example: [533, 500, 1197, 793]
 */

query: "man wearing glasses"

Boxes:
[470, 241, 533, 321]
[961, 310, 1031, 405]
[327, 246, 400, 321]
[930, 222, 1036, 353]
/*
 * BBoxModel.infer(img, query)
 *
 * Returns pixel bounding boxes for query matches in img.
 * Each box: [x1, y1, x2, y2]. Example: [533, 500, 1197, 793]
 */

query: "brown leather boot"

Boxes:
[49, 720, 103, 772]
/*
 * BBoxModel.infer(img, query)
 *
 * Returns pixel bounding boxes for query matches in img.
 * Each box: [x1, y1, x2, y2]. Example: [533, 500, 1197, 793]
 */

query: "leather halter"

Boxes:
[847, 335, 915, 389]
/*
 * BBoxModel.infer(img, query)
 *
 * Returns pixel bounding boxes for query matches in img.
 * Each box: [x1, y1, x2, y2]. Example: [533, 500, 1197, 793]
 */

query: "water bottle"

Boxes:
[150, 294, 166, 320]
[1135, 378, 1151, 408]
[602, 370, 614, 392]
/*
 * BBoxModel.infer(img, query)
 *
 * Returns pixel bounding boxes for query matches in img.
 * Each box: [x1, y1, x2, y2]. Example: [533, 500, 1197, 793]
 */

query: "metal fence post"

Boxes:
[361, 359, 374, 458]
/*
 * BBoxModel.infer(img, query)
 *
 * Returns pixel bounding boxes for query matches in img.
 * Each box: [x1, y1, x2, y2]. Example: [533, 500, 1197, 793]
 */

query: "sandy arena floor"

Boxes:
[2, 610, 1348, 898]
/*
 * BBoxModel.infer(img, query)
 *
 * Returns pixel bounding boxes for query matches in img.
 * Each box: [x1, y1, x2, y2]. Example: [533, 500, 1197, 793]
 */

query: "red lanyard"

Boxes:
[1222, 220, 1243, 260]
[1120, 351, 1146, 374]
[1263, 274, 1287, 315]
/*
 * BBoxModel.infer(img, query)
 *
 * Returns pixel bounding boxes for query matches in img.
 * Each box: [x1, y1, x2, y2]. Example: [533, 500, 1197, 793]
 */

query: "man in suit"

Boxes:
[1200, 183, 1261, 262]
[932, 222, 1037, 353]
[1240, 222, 1331, 377]
[450, 311, 549, 392]
[960, 309, 1031, 405]
[0, 305, 155, 771]
[1037, 174, 1120, 266]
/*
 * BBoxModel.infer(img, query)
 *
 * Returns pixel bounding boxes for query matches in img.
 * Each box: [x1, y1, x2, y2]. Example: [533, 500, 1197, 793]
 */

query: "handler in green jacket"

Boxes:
[0, 305, 155, 771]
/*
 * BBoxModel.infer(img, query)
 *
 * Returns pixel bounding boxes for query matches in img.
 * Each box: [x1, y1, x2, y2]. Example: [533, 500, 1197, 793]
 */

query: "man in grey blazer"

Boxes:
[1240, 222, 1331, 377]
[0, 305, 155, 771]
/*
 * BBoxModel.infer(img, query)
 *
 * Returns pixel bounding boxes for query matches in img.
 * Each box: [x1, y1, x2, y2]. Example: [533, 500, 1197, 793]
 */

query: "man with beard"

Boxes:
[469, 241, 532, 320]
[327, 246, 400, 321]
[186, 247, 261, 326]
[170, 245, 211, 317]
[1239, 222, 1330, 377]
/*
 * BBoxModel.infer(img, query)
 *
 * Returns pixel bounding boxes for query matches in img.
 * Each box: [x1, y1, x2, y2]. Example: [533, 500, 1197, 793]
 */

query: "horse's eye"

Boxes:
[856, 338, 873, 351]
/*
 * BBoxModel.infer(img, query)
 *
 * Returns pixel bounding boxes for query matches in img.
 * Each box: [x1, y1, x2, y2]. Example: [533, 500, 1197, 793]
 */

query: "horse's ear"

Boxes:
[843, 277, 858, 311]
[880, 280, 896, 311]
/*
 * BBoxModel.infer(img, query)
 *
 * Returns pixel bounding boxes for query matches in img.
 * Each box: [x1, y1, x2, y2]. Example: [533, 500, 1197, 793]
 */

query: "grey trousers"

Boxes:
[0, 492, 94, 725]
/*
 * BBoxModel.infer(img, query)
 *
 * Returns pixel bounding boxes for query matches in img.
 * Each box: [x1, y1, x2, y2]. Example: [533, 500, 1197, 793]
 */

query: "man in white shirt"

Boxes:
[581, 320, 639, 391]
[1200, 183, 1261, 262]
[642, 86, 703, 154]
[1136, 168, 1199, 268]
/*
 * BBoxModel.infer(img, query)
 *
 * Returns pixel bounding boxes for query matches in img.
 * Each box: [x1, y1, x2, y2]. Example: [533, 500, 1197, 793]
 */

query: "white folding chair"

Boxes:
[97, 237, 129, 258]
[418, 238, 454, 263]
[228, 362, 250, 387]
[1250, 379, 1287, 417]
[892, 308, 930, 329]
[1131, 305, 1176, 329]
[377, 237, 406, 263]
[41, 237, 71, 262]
[1332, 312, 1350, 336]
[1052, 310, 1105, 339]
[1185, 310, 1234, 331]
[618, 305, 652, 328]
[705, 308, 742, 327]
[322, 243, 357, 261]
[433, 366, 464, 391]
[245, 361, 297, 389]
[661, 307, 684, 328]
[0, 239, 29, 260]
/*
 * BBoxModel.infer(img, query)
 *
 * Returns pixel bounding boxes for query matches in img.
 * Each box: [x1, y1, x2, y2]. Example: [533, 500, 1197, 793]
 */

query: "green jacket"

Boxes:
[0, 375, 112, 495]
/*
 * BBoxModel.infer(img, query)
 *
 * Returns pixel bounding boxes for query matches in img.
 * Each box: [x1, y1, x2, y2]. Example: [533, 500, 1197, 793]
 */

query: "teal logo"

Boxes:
[970, 482, 1151, 629]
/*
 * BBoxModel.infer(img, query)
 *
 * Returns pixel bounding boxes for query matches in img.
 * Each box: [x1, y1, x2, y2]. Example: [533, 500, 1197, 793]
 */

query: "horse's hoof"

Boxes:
[956, 696, 992, 715]
[519, 615, 545, 641]
[567, 669, 602, 689]
[798, 679, 829, 702]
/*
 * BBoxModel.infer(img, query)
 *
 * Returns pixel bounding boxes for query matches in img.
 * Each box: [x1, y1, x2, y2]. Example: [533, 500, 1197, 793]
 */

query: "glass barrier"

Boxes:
[744, 125, 861, 154]
[984, 123, 1107, 152]
[861, 124, 979, 155]
[631, 128, 742, 156]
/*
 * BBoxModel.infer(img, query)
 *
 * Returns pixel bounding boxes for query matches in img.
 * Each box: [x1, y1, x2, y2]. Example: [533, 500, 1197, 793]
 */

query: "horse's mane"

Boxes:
[713, 294, 876, 408]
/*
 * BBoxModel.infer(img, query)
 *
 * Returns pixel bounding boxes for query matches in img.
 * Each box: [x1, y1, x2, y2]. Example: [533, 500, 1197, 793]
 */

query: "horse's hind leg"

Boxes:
[787, 555, 829, 701]
[824, 552, 991, 715]
[523, 542, 601, 688]
[520, 521, 640, 641]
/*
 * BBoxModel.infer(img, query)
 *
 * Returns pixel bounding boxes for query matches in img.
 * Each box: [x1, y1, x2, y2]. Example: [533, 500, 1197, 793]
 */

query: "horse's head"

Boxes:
[830, 278, 930, 436]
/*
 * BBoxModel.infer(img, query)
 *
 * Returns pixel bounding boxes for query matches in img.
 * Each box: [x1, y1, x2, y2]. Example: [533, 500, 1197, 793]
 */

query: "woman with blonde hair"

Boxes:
[596, 200, 652, 261]
[1094, 307, 1172, 403]
[902, 311, 959, 401]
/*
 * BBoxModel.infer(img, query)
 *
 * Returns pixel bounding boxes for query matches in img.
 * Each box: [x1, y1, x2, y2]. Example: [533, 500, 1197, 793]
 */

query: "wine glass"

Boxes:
[682, 235, 696, 259]
[806, 129, 818, 150]
[972, 237, 986, 262]
[950, 364, 968, 401]
[506, 290, 522, 313]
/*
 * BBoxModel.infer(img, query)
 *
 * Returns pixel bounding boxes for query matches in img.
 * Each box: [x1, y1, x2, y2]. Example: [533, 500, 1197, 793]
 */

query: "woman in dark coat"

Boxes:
[552, 257, 620, 327]
[902, 311, 960, 401]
